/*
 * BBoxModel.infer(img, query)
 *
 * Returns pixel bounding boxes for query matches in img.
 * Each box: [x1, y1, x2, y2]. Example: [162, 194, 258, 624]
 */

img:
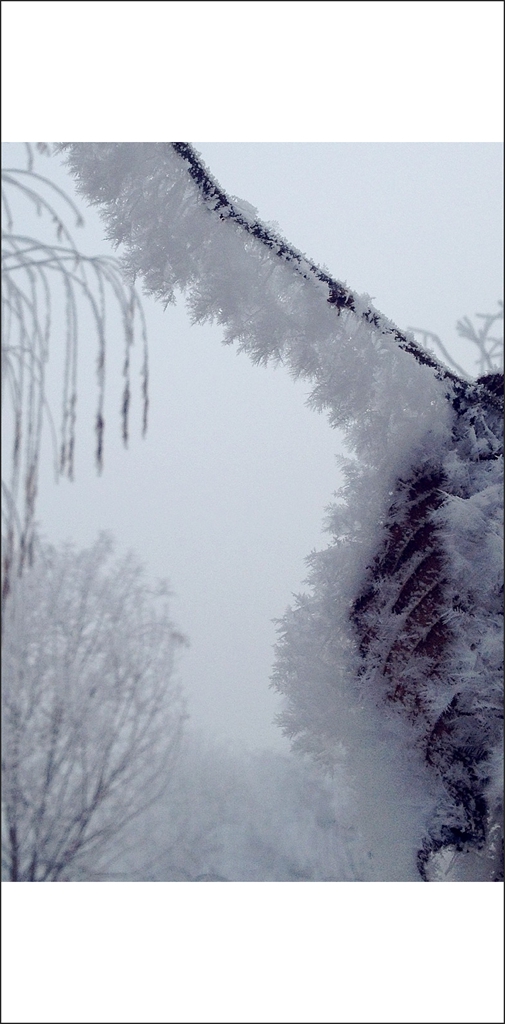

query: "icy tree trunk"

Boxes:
[351, 386, 503, 880]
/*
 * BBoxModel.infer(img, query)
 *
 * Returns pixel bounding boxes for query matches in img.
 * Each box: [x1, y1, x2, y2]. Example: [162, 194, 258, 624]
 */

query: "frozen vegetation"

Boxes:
[2, 143, 503, 881]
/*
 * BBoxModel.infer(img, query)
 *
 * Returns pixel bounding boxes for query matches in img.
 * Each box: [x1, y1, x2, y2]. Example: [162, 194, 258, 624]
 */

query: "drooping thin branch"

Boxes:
[2, 146, 149, 605]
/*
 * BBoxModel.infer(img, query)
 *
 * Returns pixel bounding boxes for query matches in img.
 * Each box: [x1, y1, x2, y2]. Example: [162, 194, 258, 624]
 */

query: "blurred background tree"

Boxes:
[1, 533, 186, 881]
[409, 301, 503, 379]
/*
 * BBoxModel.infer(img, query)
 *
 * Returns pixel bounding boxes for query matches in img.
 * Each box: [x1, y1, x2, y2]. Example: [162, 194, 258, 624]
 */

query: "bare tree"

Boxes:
[1, 533, 186, 881]
[1, 144, 148, 607]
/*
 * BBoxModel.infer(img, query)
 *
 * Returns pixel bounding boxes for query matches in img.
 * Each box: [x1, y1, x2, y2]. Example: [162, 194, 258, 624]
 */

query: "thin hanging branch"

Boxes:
[1, 145, 149, 606]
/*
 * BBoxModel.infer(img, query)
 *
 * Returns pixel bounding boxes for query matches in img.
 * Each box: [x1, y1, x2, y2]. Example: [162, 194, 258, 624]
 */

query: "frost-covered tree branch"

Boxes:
[60, 144, 502, 419]
[59, 143, 503, 881]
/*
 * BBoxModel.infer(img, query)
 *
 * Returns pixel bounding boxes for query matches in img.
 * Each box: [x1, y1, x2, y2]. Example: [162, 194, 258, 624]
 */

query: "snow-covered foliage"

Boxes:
[1, 535, 186, 881]
[60, 143, 503, 881]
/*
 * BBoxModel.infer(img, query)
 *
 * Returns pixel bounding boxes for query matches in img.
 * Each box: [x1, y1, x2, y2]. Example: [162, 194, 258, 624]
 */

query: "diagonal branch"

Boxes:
[170, 143, 502, 416]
